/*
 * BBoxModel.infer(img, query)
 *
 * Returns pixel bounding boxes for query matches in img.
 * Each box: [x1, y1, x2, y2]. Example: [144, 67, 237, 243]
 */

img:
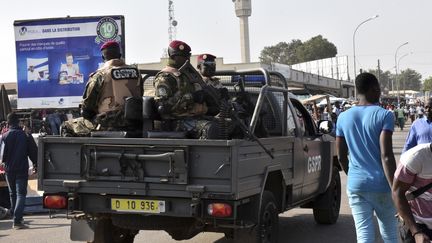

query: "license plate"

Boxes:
[111, 198, 165, 213]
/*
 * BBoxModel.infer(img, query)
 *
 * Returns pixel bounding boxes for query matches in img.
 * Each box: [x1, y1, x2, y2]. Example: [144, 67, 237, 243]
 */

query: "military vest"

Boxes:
[97, 61, 141, 114]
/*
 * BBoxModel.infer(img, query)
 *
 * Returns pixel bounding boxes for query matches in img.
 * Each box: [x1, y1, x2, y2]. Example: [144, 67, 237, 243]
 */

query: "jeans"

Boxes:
[5, 172, 28, 224]
[47, 113, 62, 135]
[347, 190, 398, 243]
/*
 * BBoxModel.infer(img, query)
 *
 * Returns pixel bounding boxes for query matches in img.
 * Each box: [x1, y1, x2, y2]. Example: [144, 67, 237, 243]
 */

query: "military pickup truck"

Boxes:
[38, 68, 341, 243]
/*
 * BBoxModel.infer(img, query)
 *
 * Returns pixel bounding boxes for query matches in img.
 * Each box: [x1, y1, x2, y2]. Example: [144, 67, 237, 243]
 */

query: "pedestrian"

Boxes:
[1, 112, 38, 229]
[47, 110, 62, 135]
[403, 98, 432, 153]
[417, 105, 424, 119]
[62, 41, 143, 136]
[392, 143, 432, 242]
[336, 73, 398, 242]
[409, 106, 416, 124]
[396, 105, 406, 131]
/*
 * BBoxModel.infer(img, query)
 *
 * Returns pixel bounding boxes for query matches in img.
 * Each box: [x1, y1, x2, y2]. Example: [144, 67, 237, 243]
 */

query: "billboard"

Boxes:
[14, 16, 125, 109]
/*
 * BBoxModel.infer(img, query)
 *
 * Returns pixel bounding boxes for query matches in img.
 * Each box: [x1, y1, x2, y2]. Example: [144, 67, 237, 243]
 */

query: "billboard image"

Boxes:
[14, 16, 125, 109]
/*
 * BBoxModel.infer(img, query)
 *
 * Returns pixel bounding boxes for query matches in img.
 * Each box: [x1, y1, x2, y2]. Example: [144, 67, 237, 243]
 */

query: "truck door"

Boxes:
[290, 99, 327, 200]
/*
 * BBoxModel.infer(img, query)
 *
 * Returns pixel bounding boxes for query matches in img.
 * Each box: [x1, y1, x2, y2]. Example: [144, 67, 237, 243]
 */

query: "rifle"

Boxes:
[178, 61, 274, 159]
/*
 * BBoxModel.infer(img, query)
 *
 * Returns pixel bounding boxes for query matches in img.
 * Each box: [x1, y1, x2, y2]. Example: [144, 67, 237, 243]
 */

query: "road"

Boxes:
[0, 124, 409, 243]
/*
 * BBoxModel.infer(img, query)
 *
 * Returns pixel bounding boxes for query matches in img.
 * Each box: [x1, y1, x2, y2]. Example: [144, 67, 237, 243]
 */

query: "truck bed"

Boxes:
[38, 136, 294, 201]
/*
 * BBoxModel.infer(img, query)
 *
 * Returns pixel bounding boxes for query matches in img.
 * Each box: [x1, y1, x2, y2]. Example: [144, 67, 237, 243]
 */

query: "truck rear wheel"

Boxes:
[92, 218, 137, 243]
[312, 167, 341, 224]
[233, 191, 279, 243]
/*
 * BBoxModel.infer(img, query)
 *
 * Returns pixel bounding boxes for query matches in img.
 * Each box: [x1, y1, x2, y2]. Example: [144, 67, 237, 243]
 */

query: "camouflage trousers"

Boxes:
[156, 118, 220, 139]
[61, 110, 141, 137]
[61, 117, 96, 137]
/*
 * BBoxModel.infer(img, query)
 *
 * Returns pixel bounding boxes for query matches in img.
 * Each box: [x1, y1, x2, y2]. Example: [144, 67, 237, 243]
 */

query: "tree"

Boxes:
[368, 69, 392, 93]
[259, 40, 302, 65]
[259, 35, 337, 65]
[423, 76, 432, 91]
[398, 68, 422, 91]
[296, 35, 337, 62]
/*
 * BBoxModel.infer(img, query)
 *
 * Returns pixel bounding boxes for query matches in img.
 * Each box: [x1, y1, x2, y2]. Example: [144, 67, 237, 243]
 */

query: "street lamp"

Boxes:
[394, 42, 409, 105]
[352, 14, 379, 99]
[398, 52, 412, 97]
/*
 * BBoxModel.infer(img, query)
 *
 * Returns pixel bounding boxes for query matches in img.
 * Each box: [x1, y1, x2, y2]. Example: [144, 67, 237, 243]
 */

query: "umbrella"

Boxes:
[0, 84, 11, 121]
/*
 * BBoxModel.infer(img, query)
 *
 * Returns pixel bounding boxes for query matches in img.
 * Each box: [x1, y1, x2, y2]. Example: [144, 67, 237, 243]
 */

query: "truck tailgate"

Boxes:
[39, 137, 235, 197]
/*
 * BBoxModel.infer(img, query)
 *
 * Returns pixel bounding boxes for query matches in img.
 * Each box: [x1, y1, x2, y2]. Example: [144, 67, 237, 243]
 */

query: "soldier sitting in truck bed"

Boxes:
[61, 41, 143, 137]
[152, 40, 220, 139]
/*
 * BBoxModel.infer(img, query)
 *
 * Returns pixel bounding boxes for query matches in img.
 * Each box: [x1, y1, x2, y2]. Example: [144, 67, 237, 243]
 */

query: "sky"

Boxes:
[3, 0, 432, 83]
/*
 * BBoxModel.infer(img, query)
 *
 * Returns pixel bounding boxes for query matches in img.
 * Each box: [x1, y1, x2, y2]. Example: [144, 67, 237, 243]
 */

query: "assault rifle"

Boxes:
[178, 60, 274, 159]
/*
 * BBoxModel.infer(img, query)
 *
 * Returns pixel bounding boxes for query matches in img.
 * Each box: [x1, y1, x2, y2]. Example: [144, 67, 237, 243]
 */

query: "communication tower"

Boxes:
[168, 0, 178, 43]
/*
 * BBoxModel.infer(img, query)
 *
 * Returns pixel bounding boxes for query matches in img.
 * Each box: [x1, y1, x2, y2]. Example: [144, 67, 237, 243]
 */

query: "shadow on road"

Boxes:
[213, 213, 389, 243]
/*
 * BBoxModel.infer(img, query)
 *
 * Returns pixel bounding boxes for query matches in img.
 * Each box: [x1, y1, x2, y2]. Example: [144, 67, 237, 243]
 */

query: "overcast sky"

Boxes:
[3, 0, 432, 83]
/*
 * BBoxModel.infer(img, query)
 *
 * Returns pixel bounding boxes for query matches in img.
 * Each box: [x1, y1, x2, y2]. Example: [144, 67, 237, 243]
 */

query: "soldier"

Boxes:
[196, 53, 228, 116]
[62, 41, 142, 136]
[153, 40, 218, 139]
[197, 54, 222, 89]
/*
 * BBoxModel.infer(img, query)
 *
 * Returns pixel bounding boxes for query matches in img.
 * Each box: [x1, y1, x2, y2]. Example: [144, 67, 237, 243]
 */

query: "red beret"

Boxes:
[100, 41, 120, 51]
[197, 54, 216, 63]
[168, 40, 191, 57]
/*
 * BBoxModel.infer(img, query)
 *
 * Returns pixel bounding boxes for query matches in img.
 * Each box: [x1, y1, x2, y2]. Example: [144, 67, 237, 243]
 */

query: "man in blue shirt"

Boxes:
[403, 98, 432, 153]
[336, 73, 397, 243]
[1, 112, 37, 229]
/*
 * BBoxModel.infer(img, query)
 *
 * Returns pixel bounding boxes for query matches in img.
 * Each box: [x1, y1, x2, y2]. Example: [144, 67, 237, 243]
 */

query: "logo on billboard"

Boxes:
[19, 27, 27, 36]
[95, 17, 120, 44]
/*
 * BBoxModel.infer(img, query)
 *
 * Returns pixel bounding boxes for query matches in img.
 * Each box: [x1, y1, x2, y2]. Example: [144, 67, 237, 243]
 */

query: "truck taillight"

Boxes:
[207, 203, 232, 217]
[43, 195, 67, 209]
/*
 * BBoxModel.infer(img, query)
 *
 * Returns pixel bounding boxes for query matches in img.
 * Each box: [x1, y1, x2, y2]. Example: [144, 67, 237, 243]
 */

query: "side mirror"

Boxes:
[318, 120, 333, 134]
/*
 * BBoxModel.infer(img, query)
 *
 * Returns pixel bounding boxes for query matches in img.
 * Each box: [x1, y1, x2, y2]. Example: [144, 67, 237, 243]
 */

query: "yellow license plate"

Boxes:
[111, 198, 165, 213]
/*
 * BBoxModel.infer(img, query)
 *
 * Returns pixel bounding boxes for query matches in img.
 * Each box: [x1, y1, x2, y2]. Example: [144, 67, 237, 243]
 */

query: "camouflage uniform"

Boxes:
[154, 66, 207, 119]
[153, 66, 218, 139]
[62, 59, 142, 136]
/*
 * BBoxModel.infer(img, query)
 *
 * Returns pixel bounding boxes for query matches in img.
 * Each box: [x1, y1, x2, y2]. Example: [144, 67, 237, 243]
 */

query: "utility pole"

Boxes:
[377, 59, 381, 89]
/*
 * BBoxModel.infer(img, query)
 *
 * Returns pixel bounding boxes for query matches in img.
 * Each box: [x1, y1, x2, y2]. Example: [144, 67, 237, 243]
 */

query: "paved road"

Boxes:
[0, 124, 410, 243]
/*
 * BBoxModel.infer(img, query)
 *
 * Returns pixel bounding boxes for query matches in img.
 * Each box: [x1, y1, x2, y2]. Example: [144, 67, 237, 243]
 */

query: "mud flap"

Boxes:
[70, 218, 95, 242]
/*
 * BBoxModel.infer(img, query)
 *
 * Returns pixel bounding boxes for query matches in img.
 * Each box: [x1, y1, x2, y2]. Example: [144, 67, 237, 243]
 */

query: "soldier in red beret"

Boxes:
[62, 41, 143, 136]
[196, 53, 229, 116]
[197, 54, 223, 89]
[154, 40, 202, 118]
[153, 41, 219, 139]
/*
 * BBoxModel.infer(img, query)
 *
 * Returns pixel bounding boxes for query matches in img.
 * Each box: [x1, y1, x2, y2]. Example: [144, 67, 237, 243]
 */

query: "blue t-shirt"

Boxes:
[402, 117, 432, 153]
[336, 105, 394, 192]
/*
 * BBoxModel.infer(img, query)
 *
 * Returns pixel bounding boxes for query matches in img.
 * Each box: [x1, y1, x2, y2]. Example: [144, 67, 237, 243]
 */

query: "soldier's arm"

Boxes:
[81, 74, 103, 120]
[154, 74, 178, 115]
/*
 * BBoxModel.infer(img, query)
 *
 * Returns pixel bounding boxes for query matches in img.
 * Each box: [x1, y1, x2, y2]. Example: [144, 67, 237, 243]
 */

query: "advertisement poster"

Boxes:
[14, 16, 125, 109]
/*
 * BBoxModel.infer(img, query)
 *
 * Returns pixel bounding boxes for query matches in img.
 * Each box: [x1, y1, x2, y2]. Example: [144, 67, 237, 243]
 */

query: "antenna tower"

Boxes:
[168, 0, 178, 43]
